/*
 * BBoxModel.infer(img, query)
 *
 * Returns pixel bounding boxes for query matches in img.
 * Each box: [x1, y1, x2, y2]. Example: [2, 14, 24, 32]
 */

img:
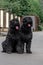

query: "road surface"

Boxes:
[0, 31, 43, 65]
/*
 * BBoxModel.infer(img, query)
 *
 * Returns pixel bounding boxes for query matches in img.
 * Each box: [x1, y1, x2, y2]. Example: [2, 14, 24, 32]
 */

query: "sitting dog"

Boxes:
[20, 17, 33, 54]
[2, 18, 23, 54]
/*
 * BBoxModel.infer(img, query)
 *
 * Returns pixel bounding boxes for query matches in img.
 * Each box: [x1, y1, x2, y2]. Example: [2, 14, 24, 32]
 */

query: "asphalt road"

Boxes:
[0, 31, 43, 65]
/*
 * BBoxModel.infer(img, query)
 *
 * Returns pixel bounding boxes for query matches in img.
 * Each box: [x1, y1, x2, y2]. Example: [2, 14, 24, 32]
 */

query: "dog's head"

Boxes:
[23, 17, 33, 28]
[9, 18, 20, 31]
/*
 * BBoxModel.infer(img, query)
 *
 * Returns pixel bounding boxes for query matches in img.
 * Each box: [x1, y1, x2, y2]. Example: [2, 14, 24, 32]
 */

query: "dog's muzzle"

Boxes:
[15, 26, 19, 30]
[27, 24, 31, 27]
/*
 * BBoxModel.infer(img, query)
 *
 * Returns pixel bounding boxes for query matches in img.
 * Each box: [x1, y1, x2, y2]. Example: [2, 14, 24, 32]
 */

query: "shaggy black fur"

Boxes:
[20, 17, 33, 54]
[2, 18, 23, 54]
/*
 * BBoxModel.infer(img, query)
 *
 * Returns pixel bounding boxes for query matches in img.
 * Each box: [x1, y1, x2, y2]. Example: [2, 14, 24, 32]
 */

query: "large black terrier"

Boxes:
[2, 18, 22, 54]
[20, 17, 33, 54]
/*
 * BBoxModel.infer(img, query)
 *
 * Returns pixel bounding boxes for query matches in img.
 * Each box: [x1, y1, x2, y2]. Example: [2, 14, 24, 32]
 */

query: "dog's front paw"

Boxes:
[17, 46, 24, 54]
[26, 50, 32, 54]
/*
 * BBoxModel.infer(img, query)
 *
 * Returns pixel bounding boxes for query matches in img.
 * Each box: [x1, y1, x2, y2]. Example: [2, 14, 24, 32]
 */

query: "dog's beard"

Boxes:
[21, 23, 31, 34]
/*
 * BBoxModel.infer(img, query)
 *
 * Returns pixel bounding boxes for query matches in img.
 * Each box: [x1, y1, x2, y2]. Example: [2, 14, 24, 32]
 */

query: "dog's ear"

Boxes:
[9, 19, 15, 28]
[23, 18, 27, 23]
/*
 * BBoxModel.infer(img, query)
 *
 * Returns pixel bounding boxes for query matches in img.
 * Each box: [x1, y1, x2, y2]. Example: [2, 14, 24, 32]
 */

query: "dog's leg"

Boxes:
[6, 45, 12, 54]
[2, 41, 7, 52]
[16, 41, 24, 54]
[26, 40, 32, 54]
[2, 42, 6, 52]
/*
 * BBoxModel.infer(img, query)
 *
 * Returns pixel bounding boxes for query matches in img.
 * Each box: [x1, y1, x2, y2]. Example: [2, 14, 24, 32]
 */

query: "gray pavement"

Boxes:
[0, 32, 7, 36]
[0, 31, 43, 65]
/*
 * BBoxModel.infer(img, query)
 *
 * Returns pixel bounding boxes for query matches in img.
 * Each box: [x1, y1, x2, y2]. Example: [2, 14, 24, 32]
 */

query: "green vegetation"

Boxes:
[0, 0, 43, 23]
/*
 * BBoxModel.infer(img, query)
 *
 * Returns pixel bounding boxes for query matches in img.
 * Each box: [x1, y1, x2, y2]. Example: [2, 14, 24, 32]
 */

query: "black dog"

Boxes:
[20, 17, 33, 54]
[2, 18, 23, 54]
